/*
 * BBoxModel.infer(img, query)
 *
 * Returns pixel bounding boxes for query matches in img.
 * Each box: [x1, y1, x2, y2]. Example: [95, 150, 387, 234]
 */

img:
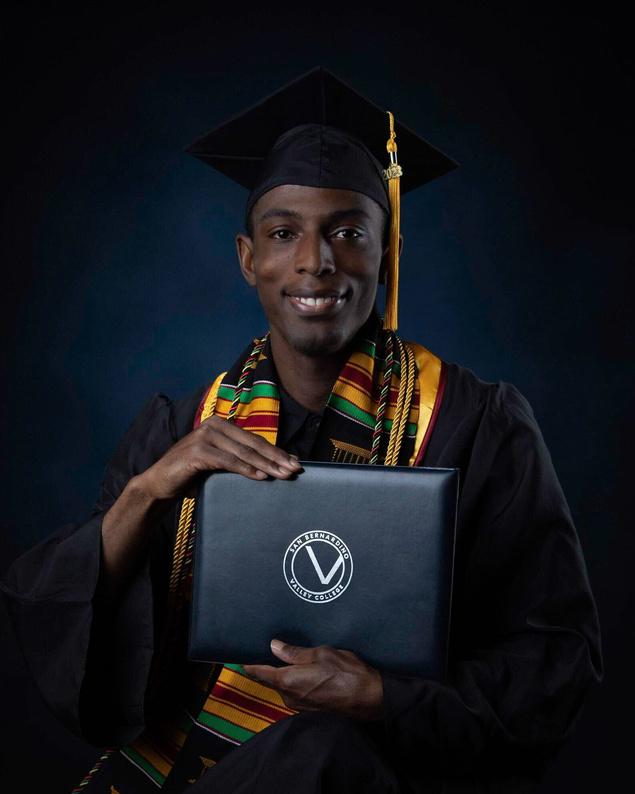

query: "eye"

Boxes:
[269, 229, 295, 240]
[333, 228, 363, 239]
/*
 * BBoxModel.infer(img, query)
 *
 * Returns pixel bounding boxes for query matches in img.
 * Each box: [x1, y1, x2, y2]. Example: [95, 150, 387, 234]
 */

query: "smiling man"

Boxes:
[0, 67, 602, 794]
[236, 185, 394, 408]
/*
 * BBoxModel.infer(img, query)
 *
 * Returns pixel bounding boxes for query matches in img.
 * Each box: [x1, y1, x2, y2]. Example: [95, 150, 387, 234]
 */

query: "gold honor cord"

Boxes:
[169, 375, 225, 597]
[146, 384, 223, 706]
[169, 497, 195, 595]
[383, 110, 403, 332]
[384, 337, 417, 466]
[166, 367, 227, 606]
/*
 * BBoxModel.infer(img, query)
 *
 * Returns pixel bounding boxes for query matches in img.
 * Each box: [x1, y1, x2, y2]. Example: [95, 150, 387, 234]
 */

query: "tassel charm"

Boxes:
[382, 111, 402, 331]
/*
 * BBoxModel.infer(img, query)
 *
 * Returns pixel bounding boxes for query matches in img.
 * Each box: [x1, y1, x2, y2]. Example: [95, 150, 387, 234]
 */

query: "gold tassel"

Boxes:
[382, 111, 403, 331]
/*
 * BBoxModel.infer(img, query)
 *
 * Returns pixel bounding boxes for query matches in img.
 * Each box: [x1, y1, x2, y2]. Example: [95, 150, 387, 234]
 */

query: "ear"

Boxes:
[236, 232, 257, 287]
[378, 234, 404, 284]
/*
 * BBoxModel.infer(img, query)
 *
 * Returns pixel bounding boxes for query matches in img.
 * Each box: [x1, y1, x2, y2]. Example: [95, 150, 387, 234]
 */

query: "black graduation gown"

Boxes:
[0, 358, 603, 792]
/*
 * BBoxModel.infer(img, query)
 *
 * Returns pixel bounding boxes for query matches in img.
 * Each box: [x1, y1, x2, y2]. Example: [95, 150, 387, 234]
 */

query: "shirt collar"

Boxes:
[277, 380, 323, 448]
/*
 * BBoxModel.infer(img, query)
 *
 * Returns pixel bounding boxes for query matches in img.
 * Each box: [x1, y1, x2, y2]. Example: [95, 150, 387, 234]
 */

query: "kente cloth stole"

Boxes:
[72, 325, 446, 793]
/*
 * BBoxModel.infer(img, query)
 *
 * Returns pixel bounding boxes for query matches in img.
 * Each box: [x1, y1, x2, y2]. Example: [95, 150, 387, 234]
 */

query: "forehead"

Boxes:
[251, 184, 385, 223]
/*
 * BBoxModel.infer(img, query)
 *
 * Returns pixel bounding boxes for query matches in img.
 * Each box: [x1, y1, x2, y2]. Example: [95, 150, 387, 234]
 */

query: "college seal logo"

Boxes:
[283, 531, 353, 603]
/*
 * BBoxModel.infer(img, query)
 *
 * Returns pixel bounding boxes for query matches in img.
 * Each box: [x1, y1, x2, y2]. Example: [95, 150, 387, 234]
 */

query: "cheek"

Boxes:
[253, 254, 292, 286]
[352, 269, 381, 299]
[252, 265, 287, 317]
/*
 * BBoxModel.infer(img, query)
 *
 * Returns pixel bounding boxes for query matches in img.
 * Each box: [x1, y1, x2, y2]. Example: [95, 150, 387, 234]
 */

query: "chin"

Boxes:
[289, 326, 349, 357]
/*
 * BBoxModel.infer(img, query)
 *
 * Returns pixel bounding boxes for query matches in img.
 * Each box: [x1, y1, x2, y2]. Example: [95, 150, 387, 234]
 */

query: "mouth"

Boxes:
[284, 290, 348, 316]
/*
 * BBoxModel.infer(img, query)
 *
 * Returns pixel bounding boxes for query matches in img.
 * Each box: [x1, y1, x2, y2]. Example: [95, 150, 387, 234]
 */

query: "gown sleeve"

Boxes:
[0, 392, 181, 747]
[377, 380, 603, 778]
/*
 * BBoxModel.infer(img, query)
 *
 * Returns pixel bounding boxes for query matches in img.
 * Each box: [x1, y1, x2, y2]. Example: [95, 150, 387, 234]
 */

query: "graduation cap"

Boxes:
[185, 66, 457, 331]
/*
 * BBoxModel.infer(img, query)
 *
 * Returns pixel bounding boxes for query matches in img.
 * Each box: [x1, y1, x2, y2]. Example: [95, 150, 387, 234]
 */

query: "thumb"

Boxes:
[270, 639, 311, 663]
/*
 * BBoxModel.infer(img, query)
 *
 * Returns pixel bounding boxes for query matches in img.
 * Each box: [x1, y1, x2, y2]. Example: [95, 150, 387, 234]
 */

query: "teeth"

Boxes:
[295, 296, 340, 307]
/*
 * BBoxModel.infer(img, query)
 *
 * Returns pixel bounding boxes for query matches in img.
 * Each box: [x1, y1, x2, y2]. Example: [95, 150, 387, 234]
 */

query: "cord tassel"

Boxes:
[383, 111, 403, 332]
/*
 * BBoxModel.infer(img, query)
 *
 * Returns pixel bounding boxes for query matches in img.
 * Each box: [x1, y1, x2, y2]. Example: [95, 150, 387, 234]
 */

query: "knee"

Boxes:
[281, 710, 376, 755]
[289, 709, 359, 732]
[276, 711, 402, 791]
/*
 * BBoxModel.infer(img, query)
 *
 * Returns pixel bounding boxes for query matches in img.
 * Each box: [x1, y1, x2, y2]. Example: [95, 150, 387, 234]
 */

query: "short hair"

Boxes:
[245, 204, 391, 251]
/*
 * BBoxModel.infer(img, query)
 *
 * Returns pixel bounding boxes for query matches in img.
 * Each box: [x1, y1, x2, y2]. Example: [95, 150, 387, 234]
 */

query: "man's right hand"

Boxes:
[98, 415, 301, 601]
[138, 414, 302, 502]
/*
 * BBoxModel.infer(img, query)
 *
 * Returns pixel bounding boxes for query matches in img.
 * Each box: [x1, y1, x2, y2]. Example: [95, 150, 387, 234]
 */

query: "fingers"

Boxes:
[270, 640, 321, 664]
[271, 640, 349, 664]
[202, 433, 296, 480]
[243, 655, 347, 711]
[142, 413, 305, 500]
[199, 447, 272, 481]
[242, 642, 330, 687]
[242, 640, 380, 717]
[207, 415, 300, 468]
[200, 416, 302, 479]
[241, 663, 283, 687]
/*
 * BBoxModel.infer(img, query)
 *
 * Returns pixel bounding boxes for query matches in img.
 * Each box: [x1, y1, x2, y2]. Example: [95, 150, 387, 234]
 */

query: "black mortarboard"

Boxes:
[185, 66, 457, 330]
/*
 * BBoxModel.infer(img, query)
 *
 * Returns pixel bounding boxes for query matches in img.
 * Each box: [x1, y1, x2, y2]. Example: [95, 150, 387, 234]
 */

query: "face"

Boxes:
[236, 184, 392, 357]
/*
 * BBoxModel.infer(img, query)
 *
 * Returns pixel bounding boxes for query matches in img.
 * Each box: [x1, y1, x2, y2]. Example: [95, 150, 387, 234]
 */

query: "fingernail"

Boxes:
[271, 639, 284, 652]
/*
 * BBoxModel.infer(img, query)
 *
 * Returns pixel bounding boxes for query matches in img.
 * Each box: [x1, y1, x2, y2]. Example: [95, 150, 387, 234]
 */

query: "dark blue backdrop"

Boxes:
[1, 3, 632, 791]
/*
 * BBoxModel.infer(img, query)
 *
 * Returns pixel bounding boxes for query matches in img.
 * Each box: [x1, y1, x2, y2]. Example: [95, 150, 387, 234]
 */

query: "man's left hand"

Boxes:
[242, 639, 384, 721]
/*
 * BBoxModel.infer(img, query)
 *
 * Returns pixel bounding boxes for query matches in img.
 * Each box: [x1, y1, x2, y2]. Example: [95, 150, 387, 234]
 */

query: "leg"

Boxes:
[187, 710, 409, 793]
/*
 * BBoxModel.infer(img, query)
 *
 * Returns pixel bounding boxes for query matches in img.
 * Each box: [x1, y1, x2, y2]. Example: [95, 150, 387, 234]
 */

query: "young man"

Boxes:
[1, 67, 602, 793]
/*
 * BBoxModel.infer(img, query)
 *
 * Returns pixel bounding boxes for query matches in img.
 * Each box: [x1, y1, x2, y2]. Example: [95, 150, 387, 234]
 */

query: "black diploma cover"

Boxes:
[188, 462, 458, 678]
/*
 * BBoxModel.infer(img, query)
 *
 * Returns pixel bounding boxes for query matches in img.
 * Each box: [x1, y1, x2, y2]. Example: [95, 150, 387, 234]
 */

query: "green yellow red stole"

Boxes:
[73, 317, 446, 792]
[196, 317, 445, 467]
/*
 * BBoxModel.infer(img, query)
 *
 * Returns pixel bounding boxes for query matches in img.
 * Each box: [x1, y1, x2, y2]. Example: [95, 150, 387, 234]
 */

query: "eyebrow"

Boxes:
[257, 207, 372, 224]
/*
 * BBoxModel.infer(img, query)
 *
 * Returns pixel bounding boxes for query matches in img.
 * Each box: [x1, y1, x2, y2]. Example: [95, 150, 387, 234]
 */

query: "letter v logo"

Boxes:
[305, 544, 344, 585]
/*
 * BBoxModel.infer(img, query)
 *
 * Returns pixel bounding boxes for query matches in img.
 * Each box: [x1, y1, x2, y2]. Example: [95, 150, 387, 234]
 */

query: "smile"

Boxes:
[285, 294, 346, 315]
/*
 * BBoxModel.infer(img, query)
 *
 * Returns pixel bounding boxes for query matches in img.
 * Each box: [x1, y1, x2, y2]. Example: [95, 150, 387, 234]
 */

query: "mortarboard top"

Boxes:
[185, 66, 458, 330]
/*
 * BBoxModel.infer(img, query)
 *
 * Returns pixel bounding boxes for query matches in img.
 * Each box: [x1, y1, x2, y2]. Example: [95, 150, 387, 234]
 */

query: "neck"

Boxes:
[268, 330, 356, 413]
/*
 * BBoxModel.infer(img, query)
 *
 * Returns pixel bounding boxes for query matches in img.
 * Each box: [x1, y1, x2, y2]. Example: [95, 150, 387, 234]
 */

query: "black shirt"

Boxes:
[277, 382, 324, 460]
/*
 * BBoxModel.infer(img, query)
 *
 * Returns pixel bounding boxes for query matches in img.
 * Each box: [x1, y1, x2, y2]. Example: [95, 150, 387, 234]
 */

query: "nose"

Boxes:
[294, 231, 335, 276]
